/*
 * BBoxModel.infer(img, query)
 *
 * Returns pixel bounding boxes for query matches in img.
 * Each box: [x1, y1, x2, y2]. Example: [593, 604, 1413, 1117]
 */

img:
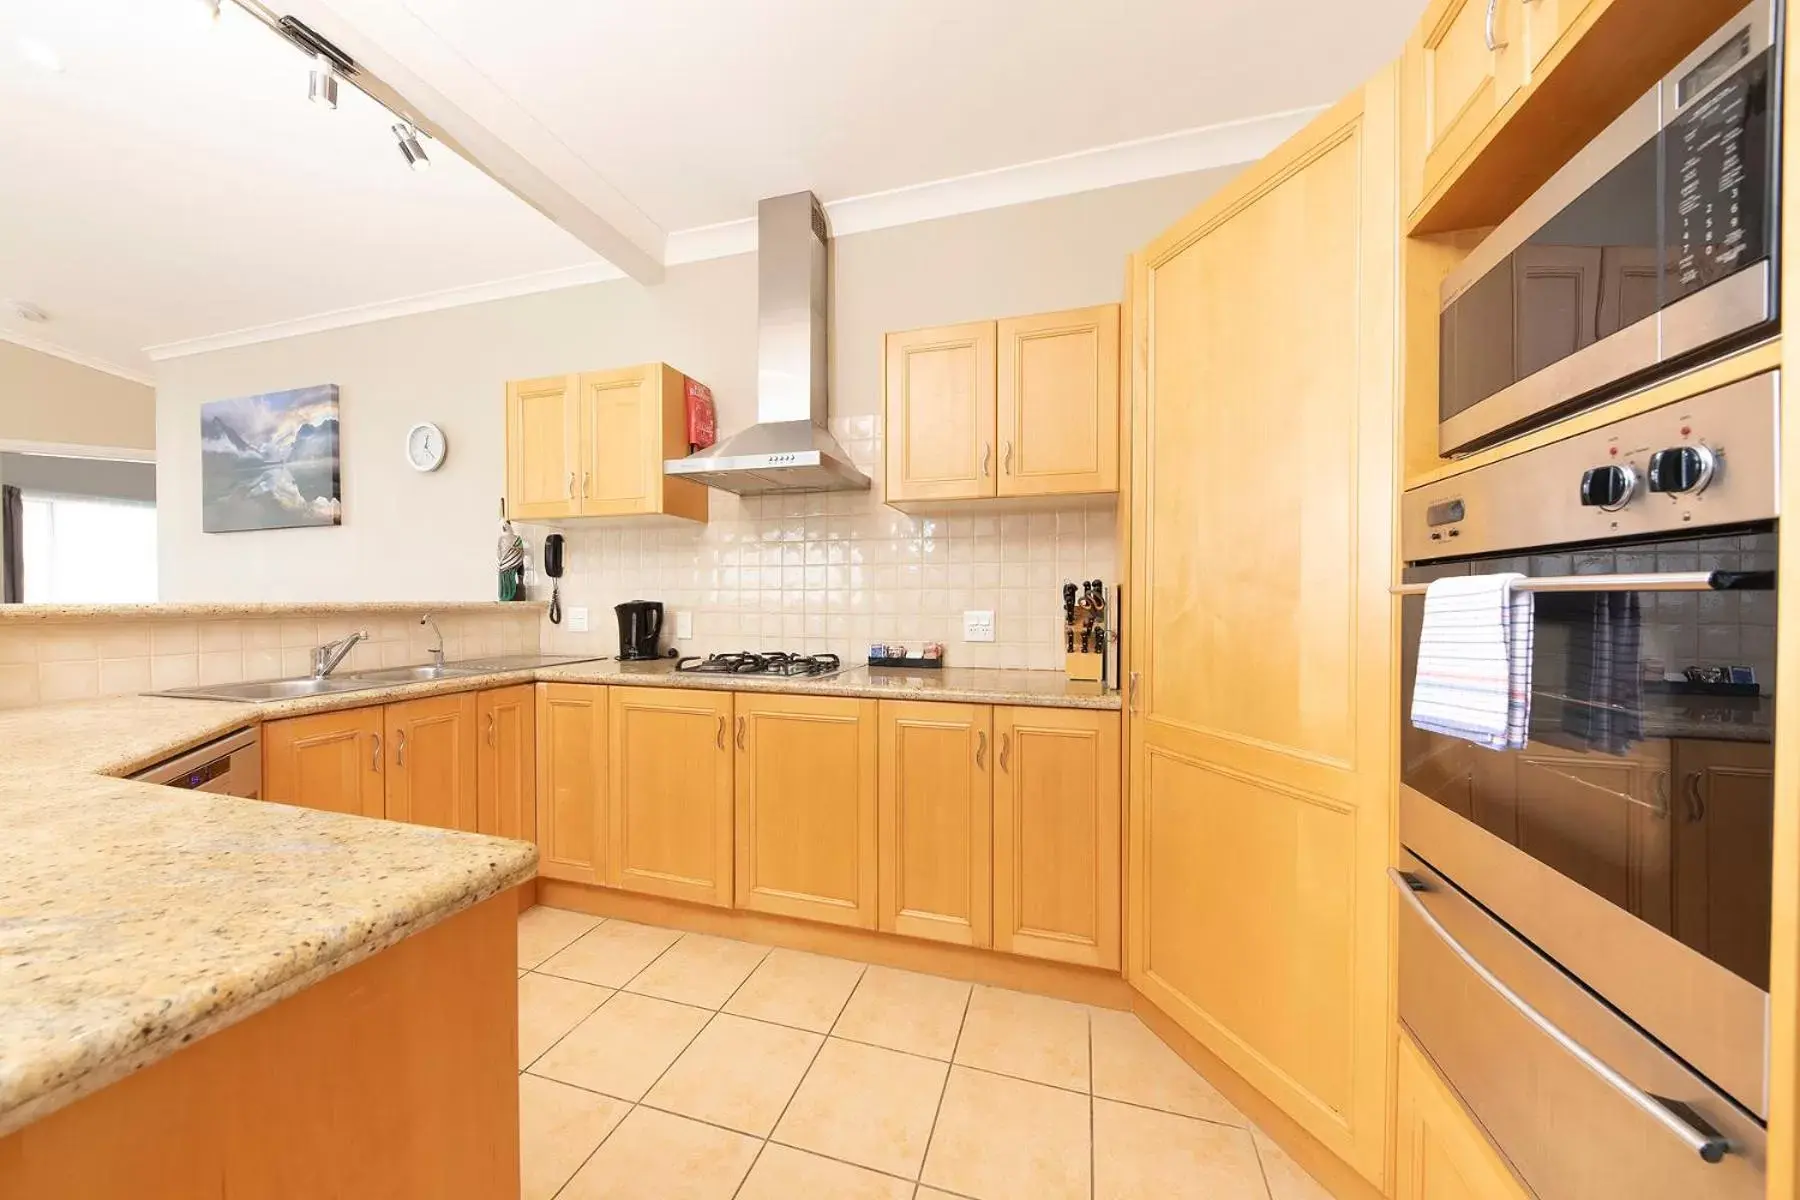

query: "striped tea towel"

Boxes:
[1410, 573, 1534, 751]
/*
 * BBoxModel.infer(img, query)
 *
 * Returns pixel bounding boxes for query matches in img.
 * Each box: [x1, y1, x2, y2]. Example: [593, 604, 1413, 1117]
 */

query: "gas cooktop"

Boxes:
[675, 651, 845, 679]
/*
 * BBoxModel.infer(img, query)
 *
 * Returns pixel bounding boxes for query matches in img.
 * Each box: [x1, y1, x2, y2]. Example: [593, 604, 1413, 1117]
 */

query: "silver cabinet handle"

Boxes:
[998, 733, 1011, 773]
[370, 732, 382, 771]
[1650, 770, 1669, 820]
[1390, 868, 1731, 1163]
[1484, 0, 1507, 51]
[716, 715, 726, 751]
[975, 730, 987, 769]
[567, 471, 576, 498]
[981, 443, 991, 477]
[1684, 771, 1706, 823]
[736, 715, 747, 751]
[1128, 671, 1141, 714]
[583, 470, 591, 497]
[396, 729, 407, 768]
[1003, 441, 1014, 474]
[486, 712, 496, 746]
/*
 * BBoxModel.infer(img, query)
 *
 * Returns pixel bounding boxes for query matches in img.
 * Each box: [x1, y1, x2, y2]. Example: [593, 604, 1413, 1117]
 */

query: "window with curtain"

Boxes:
[21, 493, 157, 603]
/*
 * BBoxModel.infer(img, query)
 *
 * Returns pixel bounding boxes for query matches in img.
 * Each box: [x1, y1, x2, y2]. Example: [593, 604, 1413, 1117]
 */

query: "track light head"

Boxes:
[309, 60, 339, 109]
[393, 123, 430, 171]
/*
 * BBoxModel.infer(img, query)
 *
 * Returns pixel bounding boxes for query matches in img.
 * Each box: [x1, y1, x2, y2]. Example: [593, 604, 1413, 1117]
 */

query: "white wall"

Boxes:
[0, 340, 156, 455]
[154, 169, 1235, 603]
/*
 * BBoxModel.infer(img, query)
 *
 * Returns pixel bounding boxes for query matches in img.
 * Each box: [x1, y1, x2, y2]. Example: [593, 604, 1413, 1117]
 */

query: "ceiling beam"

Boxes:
[241, 0, 666, 284]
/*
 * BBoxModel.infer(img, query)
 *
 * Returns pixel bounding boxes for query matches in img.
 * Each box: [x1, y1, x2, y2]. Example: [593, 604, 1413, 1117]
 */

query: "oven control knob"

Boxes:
[1579, 464, 1636, 511]
[1647, 445, 1717, 495]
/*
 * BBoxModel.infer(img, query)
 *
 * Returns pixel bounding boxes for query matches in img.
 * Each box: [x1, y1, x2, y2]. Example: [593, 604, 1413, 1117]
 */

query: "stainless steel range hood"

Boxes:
[663, 191, 871, 495]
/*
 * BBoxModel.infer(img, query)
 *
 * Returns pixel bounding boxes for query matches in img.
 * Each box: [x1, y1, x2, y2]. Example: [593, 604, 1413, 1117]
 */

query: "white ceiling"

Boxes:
[0, 0, 1421, 380]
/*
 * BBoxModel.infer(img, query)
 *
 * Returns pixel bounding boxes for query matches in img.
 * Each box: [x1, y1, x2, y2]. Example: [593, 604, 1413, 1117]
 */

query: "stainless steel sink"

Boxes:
[153, 676, 380, 703]
[342, 664, 486, 684]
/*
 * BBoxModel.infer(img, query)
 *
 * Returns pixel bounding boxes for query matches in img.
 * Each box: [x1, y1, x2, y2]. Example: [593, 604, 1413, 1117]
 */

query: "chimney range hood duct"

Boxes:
[663, 191, 870, 495]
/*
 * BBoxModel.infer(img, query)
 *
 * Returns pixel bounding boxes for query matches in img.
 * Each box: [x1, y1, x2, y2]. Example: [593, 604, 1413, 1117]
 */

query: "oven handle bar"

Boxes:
[1390, 570, 1773, 596]
[1389, 868, 1733, 1164]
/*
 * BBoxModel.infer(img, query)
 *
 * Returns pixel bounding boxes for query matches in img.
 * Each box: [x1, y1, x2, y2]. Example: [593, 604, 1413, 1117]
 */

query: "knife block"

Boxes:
[1065, 651, 1103, 682]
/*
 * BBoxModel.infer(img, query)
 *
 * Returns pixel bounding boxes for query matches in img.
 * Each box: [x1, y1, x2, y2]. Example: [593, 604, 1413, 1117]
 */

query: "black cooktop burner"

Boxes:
[675, 651, 843, 678]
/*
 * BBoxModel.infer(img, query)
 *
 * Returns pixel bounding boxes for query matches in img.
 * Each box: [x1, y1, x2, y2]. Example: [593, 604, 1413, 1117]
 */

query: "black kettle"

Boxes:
[615, 601, 665, 661]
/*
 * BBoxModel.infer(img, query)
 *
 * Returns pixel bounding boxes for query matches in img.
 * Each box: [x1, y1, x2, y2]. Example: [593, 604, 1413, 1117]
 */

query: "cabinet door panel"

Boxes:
[884, 322, 997, 503]
[1395, 1034, 1531, 1200]
[608, 688, 734, 907]
[505, 374, 578, 519]
[997, 306, 1120, 497]
[535, 683, 608, 884]
[578, 368, 656, 515]
[877, 701, 993, 947]
[477, 685, 537, 842]
[993, 707, 1119, 967]
[385, 693, 479, 832]
[735, 694, 878, 928]
[263, 707, 385, 818]
[1412, 0, 1524, 212]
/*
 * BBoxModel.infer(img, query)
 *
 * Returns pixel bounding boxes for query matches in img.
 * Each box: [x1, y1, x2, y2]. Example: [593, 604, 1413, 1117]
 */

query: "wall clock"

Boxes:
[406, 422, 447, 472]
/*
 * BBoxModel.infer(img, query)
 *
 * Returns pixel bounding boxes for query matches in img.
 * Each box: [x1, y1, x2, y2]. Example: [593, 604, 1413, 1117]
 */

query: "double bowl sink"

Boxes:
[150, 655, 602, 704]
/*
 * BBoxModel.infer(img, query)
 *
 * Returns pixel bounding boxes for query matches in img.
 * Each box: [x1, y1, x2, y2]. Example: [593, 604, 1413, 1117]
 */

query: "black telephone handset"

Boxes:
[544, 534, 565, 624]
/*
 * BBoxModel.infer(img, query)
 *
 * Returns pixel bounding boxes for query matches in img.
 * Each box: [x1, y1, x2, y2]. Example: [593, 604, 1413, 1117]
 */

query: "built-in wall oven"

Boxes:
[1399, 372, 1778, 1197]
[1438, 0, 1780, 456]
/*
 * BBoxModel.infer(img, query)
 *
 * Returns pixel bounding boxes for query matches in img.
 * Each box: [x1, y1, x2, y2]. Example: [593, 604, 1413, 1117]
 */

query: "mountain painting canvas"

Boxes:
[201, 385, 342, 533]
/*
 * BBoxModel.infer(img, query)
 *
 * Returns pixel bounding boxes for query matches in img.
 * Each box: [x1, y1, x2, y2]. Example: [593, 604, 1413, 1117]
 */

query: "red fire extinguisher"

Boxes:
[685, 378, 717, 453]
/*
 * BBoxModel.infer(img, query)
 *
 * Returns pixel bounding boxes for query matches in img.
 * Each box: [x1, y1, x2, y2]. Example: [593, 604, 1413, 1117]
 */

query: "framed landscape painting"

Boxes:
[201, 384, 342, 533]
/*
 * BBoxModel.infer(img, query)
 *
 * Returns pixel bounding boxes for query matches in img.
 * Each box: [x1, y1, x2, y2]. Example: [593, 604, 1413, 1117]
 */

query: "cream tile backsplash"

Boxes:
[526, 417, 1118, 671]
[0, 611, 540, 711]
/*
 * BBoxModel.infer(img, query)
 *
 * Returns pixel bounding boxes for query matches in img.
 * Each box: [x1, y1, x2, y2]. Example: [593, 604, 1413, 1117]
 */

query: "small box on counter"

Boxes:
[868, 642, 945, 669]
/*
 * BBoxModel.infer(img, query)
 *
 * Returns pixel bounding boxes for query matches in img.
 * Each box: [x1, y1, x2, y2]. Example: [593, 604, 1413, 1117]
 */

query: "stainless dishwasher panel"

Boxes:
[1396, 850, 1765, 1200]
[129, 727, 261, 799]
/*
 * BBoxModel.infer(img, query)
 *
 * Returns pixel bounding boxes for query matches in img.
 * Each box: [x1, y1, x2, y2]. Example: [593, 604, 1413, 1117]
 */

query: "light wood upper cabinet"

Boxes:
[1395, 1034, 1531, 1200]
[477, 685, 536, 843]
[535, 683, 608, 885]
[877, 700, 993, 948]
[263, 706, 385, 819]
[993, 706, 1120, 968]
[608, 687, 735, 907]
[1522, 0, 1599, 72]
[735, 693, 879, 929]
[884, 321, 997, 503]
[505, 374, 580, 520]
[1405, 0, 1525, 217]
[997, 305, 1120, 497]
[384, 693, 480, 832]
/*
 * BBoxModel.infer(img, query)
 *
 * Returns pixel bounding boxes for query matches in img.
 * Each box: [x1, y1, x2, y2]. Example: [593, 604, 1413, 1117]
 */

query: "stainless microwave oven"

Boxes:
[1438, 0, 1780, 456]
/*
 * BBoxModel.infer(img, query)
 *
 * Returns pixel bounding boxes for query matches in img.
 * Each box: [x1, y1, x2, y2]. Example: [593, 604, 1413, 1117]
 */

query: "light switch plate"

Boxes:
[568, 606, 589, 633]
[963, 610, 996, 642]
[676, 610, 694, 640]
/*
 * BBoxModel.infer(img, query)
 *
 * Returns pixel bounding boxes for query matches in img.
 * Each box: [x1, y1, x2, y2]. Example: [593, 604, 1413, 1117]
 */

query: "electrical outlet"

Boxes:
[568, 606, 589, 633]
[963, 610, 996, 642]
[676, 610, 694, 640]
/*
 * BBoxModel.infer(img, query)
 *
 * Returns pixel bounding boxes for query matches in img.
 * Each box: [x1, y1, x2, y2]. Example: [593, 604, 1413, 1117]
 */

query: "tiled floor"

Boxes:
[516, 905, 1336, 1200]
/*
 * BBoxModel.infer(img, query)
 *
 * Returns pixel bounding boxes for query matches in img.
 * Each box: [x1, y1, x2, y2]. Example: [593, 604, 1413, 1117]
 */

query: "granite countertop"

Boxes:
[538, 660, 1123, 711]
[0, 696, 537, 1138]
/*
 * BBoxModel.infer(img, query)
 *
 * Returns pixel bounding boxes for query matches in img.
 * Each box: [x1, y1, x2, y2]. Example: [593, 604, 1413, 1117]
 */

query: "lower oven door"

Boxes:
[1396, 851, 1765, 1199]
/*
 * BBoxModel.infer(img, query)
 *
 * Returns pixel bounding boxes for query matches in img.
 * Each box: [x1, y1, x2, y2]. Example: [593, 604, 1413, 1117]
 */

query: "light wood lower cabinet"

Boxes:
[477, 685, 536, 842]
[535, 683, 608, 885]
[263, 706, 386, 819]
[608, 687, 735, 907]
[384, 693, 480, 832]
[994, 706, 1121, 968]
[735, 693, 879, 928]
[877, 700, 993, 947]
[1395, 1034, 1530, 1200]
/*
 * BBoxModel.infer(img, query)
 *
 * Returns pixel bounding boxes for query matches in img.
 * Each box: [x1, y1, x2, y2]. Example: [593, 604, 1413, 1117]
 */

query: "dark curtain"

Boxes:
[1, 485, 21, 604]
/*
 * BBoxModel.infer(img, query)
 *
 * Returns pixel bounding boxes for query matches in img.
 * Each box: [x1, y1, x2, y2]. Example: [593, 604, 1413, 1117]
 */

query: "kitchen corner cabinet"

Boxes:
[477, 685, 536, 842]
[608, 687, 735, 907]
[877, 700, 993, 947]
[504, 362, 708, 524]
[735, 693, 879, 928]
[384, 693, 480, 832]
[993, 706, 1120, 968]
[263, 707, 386, 819]
[1395, 1034, 1530, 1200]
[535, 683, 608, 884]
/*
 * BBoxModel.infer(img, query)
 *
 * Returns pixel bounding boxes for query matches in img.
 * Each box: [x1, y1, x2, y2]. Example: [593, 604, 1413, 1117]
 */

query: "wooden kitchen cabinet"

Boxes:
[535, 683, 608, 885]
[877, 700, 993, 947]
[1404, 0, 1526, 218]
[735, 693, 879, 928]
[476, 685, 536, 842]
[504, 374, 581, 520]
[996, 305, 1120, 497]
[1395, 1034, 1531, 1200]
[608, 687, 735, 907]
[993, 706, 1120, 968]
[384, 693, 480, 832]
[884, 321, 997, 503]
[263, 706, 385, 819]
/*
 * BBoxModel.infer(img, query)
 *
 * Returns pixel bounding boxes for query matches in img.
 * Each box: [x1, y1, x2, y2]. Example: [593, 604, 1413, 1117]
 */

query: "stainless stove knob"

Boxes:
[1579, 463, 1637, 512]
[1647, 445, 1717, 495]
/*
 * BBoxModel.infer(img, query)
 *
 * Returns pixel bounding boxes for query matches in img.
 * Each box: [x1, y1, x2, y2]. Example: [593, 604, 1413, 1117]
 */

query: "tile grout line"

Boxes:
[913, 981, 975, 1189]
[721, 947, 837, 1200]
[1089, 1010, 1097, 1200]
[1248, 1126, 1278, 1200]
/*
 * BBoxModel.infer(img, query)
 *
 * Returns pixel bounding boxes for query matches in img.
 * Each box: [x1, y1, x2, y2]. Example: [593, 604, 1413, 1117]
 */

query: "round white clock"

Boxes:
[405, 422, 447, 472]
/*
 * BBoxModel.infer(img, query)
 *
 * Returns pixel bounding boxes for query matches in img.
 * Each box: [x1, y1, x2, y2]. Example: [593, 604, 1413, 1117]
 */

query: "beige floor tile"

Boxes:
[530, 991, 711, 1101]
[774, 1037, 948, 1178]
[646, 1012, 823, 1136]
[558, 1105, 760, 1200]
[625, 931, 770, 1009]
[1093, 1098, 1268, 1200]
[735, 1143, 913, 1200]
[1254, 1125, 1334, 1200]
[723, 947, 866, 1032]
[831, 965, 970, 1060]
[518, 1073, 629, 1200]
[921, 1066, 1090, 1200]
[1090, 1007, 1247, 1125]
[517, 973, 611, 1068]
[517, 905, 601, 969]
[914, 1191, 966, 1199]
[539, 919, 682, 988]
[952, 986, 1089, 1091]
